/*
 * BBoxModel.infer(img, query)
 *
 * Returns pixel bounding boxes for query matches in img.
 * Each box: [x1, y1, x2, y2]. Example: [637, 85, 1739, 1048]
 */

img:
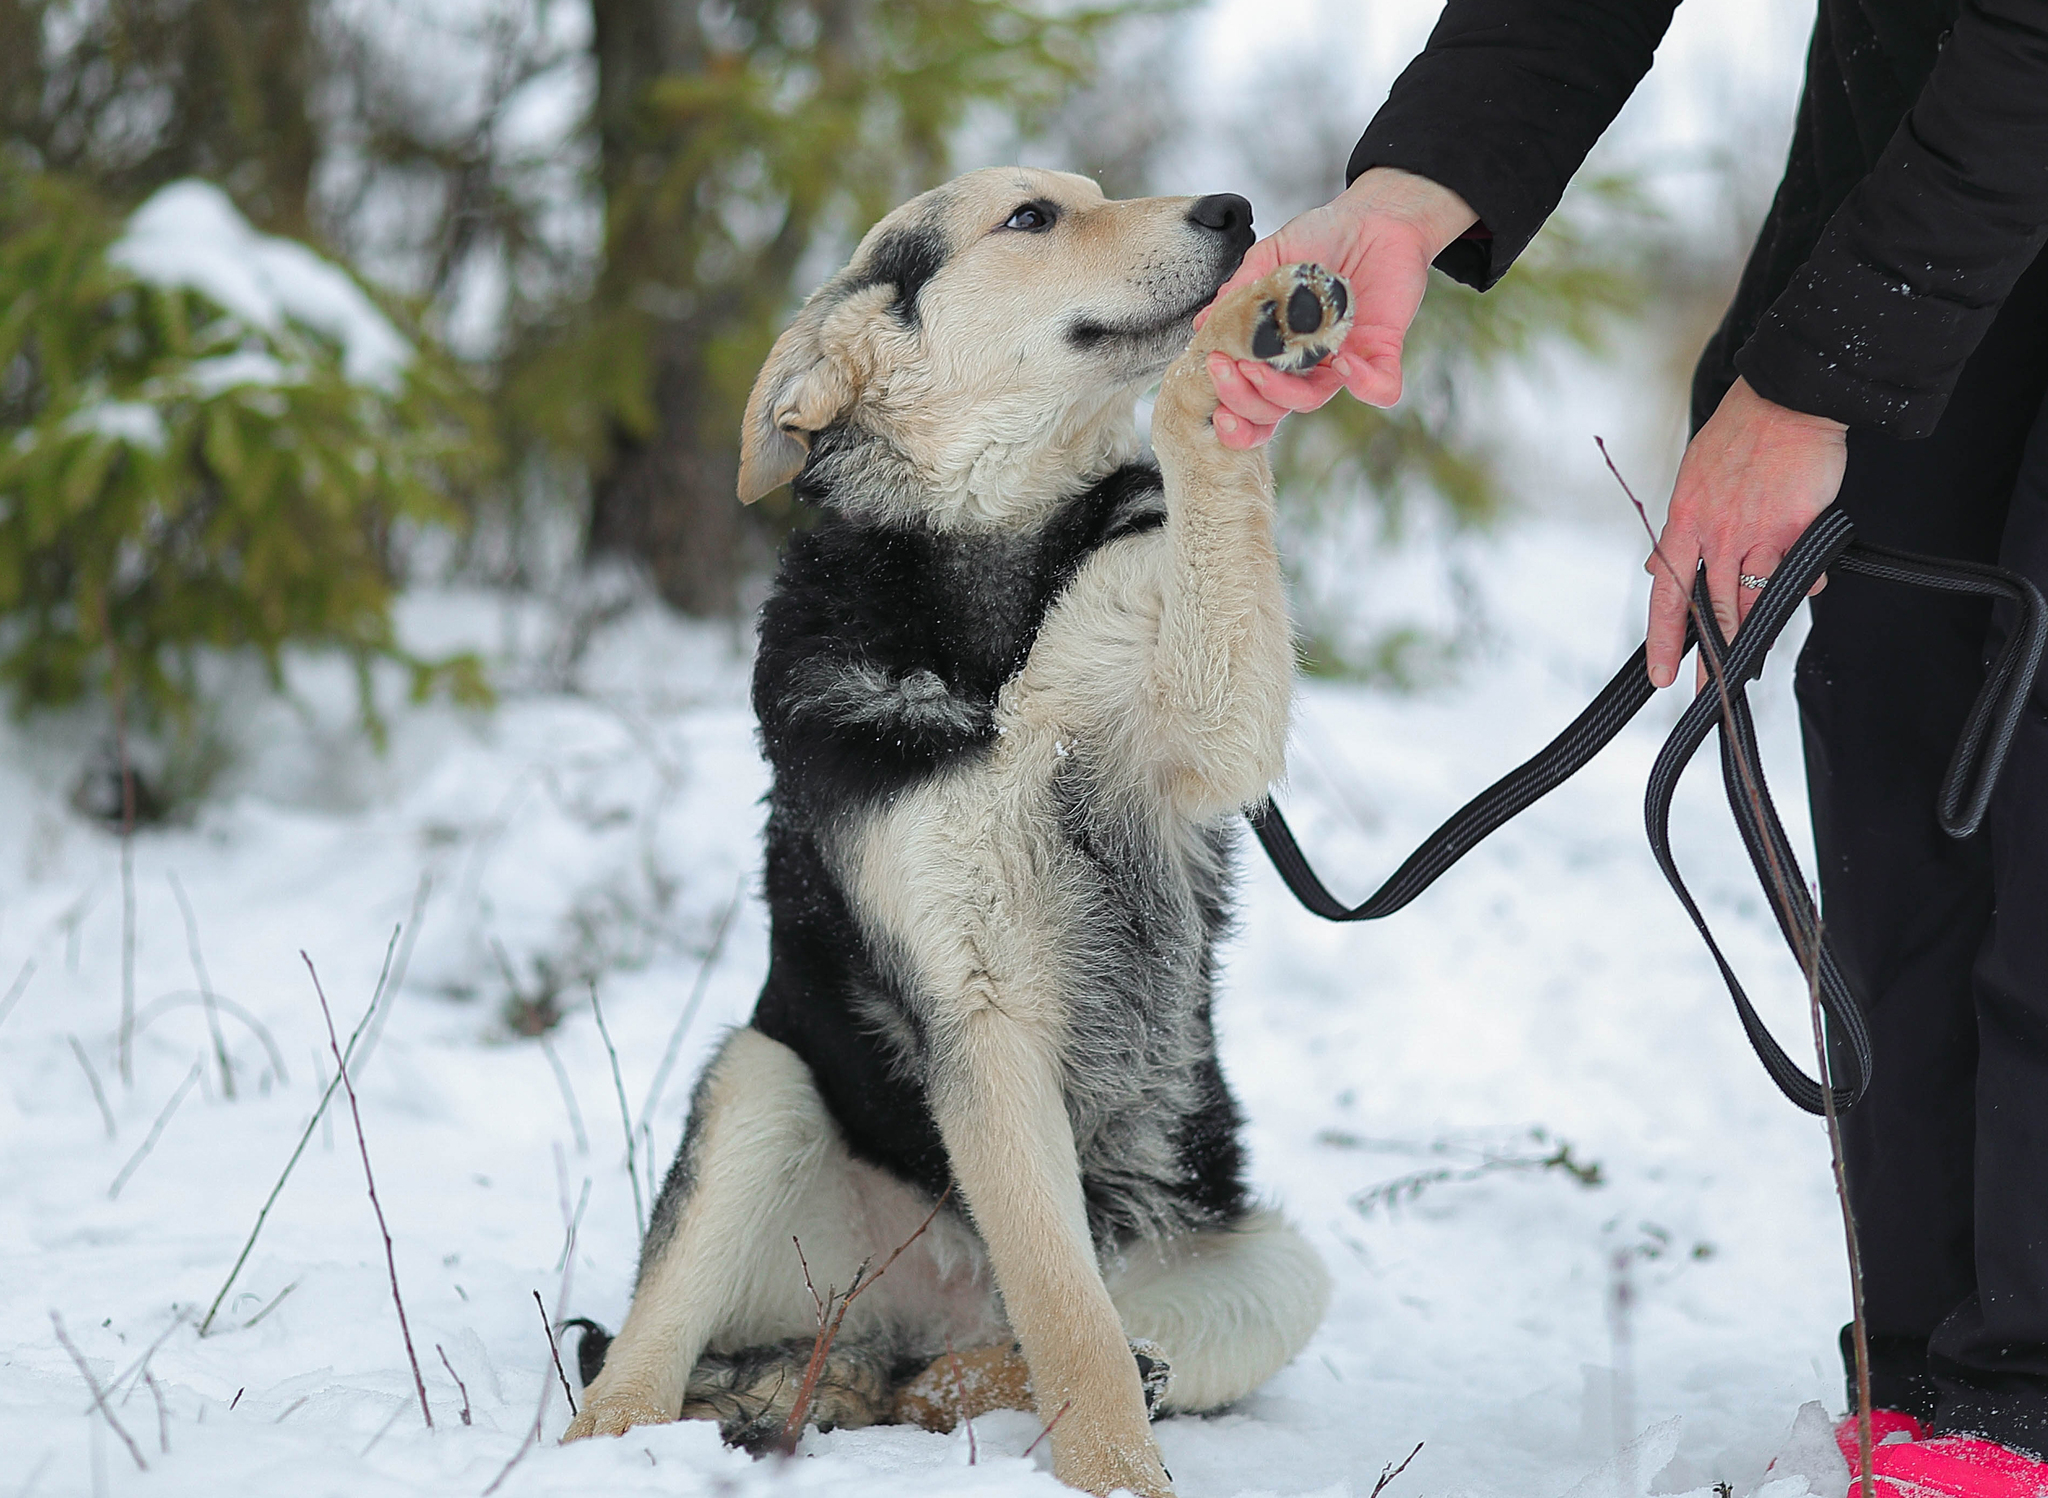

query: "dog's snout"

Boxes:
[1188, 193, 1253, 241]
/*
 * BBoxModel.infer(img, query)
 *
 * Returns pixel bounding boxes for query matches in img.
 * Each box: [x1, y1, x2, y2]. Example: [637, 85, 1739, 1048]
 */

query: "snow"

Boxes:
[110, 182, 413, 391]
[0, 513, 1864, 1498]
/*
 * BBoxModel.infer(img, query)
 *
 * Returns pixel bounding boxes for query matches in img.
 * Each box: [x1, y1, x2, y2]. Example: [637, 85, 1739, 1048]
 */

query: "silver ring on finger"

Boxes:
[1739, 573, 1770, 591]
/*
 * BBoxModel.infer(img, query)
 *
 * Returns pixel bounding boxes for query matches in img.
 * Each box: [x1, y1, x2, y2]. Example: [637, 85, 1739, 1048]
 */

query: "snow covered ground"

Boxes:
[1, 513, 1867, 1498]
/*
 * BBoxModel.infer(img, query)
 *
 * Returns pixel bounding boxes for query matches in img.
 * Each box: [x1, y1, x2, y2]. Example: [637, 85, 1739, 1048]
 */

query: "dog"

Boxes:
[561, 166, 1352, 1498]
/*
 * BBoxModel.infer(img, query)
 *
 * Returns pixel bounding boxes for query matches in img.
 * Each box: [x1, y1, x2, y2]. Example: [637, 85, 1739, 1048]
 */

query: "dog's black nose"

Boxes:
[1187, 193, 1253, 239]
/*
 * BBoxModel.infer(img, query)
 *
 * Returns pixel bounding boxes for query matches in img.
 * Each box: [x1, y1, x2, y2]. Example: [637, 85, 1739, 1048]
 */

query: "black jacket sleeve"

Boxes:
[1346, 0, 1679, 290]
[1734, 0, 2048, 437]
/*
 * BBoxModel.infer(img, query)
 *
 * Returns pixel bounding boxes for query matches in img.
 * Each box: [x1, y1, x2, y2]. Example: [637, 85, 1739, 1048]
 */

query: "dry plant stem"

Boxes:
[197, 926, 399, 1335]
[483, 1154, 582, 1495]
[108, 1062, 201, 1198]
[68, 1036, 117, 1138]
[131, 991, 289, 1083]
[50, 1311, 147, 1472]
[779, 1188, 952, 1453]
[1598, 438, 1875, 1492]
[352, 871, 430, 1080]
[0, 956, 36, 1031]
[589, 983, 644, 1237]
[538, 1031, 588, 1154]
[304, 951, 432, 1430]
[437, 1344, 473, 1426]
[1810, 917, 1876, 1498]
[98, 1308, 191, 1409]
[535, 1289, 578, 1416]
[168, 872, 235, 1099]
[144, 1371, 169, 1454]
[1021, 1400, 1074, 1460]
[639, 883, 742, 1129]
[110, 639, 136, 1091]
[1369, 1441, 1425, 1498]
[243, 1281, 297, 1329]
[946, 1335, 977, 1463]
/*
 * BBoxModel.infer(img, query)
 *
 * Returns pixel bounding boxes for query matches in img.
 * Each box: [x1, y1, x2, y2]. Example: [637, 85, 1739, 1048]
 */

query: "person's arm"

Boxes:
[1202, 0, 1679, 446]
[1734, 0, 2048, 438]
[1348, 0, 1678, 291]
[1641, 0, 2048, 689]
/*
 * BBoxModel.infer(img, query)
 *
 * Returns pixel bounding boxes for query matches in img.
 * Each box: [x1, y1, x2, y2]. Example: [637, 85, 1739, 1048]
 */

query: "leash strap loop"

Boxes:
[1249, 504, 2048, 1116]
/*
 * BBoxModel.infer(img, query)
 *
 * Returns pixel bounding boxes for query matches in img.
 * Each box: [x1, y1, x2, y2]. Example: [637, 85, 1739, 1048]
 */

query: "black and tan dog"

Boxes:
[563, 167, 1352, 1497]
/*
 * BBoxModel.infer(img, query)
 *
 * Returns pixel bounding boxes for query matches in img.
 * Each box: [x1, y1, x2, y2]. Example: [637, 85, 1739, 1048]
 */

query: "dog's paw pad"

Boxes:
[1242, 263, 1352, 375]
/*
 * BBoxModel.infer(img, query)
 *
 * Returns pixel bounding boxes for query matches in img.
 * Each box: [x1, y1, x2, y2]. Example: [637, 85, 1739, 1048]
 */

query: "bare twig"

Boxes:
[132, 991, 288, 1085]
[536, 1290, 578, 1416]
[483, 1149, 583, 1495]
[167, 873, 234, 1099]
[112, 657, 136, 1090]
[67, 1036, 117, 1139]
[779, 1189, 951, 1452]
[639, 884, 741, 1130]
[538, 1032, 588, 1154]
[1808, 908, 1875, 1498]
[229, 1387, 244, 1410]
[243, 1281, 298, 1330]
[360, 1400, 408, 1457]
[50, 1311, 146, 1472]
[305, 951, 432, 1429]
[143, 1372, 168, 1454]
[99, 1308, 191, 1410]
[589, 984, 644, 1237]
[108, 1062, 201, 1199]
[437, 1345, 473, 1426]
[1369, 1441, 1425, 1498]
[946, 1336, 976, 1463]
[197, 927, 399, 1335]
[353, 872, 431, 1081]
[1020, 1400, 1074, 1460]
[1599, 439, 1872, 1495]
[0, 957, 35, 1031]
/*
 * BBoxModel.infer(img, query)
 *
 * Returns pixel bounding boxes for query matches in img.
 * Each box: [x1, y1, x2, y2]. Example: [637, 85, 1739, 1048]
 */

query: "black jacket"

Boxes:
[1349, 0, 2048, 438]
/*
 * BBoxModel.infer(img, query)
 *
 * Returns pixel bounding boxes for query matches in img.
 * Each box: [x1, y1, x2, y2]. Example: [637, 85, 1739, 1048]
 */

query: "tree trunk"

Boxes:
[585, 0, 741, 616]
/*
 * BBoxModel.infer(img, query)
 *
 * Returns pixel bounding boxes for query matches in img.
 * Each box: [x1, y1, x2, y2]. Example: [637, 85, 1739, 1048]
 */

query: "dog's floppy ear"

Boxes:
[737, 304, 859, 504]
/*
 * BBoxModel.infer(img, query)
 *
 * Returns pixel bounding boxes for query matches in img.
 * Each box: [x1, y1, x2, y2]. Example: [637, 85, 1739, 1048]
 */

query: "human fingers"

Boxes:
[1207, 353, 1291, 425]
[1214, 411, 1280, 449]
[1645, 526, 1701, 689]
[1734, 548, 1783, 627]
[1237, 359, 1348, 414]
[1325, 245, 1426, 407]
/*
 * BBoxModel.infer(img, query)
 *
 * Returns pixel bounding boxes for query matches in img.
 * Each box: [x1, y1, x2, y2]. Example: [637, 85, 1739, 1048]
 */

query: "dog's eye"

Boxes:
[1002, 202, 1055, 233]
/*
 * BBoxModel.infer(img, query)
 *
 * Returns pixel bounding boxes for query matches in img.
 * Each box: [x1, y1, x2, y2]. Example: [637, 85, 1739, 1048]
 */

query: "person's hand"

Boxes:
[1645, 377, 1848, 689]
[1197, 167, 1477, 449]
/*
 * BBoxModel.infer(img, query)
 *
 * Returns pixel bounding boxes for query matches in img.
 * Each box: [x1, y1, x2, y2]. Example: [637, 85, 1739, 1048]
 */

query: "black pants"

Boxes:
[1795, 242, 2048, 1458]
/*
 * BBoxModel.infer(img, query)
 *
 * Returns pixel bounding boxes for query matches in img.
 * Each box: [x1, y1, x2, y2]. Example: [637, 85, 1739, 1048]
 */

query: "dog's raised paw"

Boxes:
[1229, 263, 1353, 375]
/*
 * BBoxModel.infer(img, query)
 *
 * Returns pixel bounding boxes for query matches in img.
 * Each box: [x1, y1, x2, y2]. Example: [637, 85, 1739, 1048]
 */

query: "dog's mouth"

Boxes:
[1063, 291, 1219, 354]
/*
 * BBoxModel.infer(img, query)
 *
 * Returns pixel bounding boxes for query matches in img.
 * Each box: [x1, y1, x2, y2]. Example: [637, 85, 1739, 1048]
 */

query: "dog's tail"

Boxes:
[561, 1317, 612, 1389]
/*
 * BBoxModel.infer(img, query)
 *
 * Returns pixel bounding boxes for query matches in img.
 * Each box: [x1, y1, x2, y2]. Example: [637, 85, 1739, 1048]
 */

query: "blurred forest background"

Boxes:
[0, 0, 1800, 815]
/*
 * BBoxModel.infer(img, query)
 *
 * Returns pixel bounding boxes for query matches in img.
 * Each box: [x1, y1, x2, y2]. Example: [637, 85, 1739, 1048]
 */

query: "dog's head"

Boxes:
[738, 167, 1254, 515]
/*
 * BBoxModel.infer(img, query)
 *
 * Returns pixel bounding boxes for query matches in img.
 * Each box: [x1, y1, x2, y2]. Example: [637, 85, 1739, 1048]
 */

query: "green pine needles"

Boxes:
[0, 162, 489, 750]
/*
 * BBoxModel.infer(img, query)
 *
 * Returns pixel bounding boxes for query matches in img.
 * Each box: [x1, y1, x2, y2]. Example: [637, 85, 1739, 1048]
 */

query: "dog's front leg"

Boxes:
[1145, 264, 1353, 817]
[930, 1003, 1171, 1498]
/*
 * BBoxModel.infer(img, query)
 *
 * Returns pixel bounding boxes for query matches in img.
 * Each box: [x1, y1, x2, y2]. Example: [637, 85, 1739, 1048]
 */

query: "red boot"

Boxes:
[1843, 1435, 2048, 1498]
[1837, 1410, 1933, 1469]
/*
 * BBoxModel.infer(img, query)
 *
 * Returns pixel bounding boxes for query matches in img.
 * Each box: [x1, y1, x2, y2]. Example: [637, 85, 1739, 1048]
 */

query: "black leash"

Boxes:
[1249, 503, 2048, 1114]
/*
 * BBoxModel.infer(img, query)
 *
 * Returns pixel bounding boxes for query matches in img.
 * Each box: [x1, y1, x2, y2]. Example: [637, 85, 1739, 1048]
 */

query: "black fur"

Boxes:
[747, 453, 1250, 1243]
[845, 221, 948, 325]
